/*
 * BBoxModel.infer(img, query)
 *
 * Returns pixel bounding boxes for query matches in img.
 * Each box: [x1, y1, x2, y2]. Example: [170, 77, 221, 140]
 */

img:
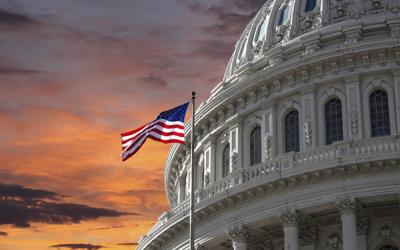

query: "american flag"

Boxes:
[121, 102, 189, 161]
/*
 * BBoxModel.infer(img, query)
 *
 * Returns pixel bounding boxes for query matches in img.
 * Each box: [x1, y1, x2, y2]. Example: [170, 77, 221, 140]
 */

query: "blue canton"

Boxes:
[157, 102, 189, 122]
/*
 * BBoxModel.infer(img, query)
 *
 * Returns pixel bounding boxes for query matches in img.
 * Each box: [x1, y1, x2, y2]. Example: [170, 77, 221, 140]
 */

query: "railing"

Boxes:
[140, 135, 400, 248]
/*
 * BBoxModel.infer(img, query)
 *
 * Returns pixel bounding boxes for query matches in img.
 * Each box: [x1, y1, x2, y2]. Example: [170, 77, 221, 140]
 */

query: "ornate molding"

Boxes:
[280, 209, 298, 227]
[337, 198, 358, 217]
[228, 224, 251, 243]
[300, 226, 318, 246]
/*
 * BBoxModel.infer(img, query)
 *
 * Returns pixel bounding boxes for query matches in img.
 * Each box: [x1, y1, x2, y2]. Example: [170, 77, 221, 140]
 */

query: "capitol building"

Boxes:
[138, 0, 400, 249]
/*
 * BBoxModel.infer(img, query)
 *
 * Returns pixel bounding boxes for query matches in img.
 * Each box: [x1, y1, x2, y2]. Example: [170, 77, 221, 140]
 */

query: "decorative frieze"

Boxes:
[304, 119, 312, 145]
[337, 198, 358, 216]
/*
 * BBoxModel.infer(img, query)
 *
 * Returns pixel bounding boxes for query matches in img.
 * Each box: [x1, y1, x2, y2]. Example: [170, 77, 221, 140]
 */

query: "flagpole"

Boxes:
[190, 91, 196, 250]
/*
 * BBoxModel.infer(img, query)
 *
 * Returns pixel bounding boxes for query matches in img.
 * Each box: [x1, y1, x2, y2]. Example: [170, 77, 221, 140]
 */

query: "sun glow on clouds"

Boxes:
[0, 0, 265, 249]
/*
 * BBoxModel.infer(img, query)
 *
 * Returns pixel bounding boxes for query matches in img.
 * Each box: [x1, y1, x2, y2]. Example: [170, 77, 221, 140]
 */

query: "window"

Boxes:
[278, 5, 289, 26]
[285, 110, 300, 152]
[250, 126, 262, 165]
[222, 144, 230, 178]
[370, 90, 390, 137]
[305, 0, 316, 12]
[256, 18, 267, 41]
[325, 98, 343, 145]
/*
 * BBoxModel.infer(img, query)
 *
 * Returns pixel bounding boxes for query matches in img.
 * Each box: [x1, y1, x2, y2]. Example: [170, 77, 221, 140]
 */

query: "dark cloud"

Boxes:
[190, 40, 234, 61]
[117, 242, 138, 246]
[0, 183, 137, 228]
[88, 225, 124, 231]
[0, 8, 37, 27]
[51, 243, 105, 249]
[0, 68, 42, 75]
[139, 73, 168, 87]
[0, 231, 7, 236]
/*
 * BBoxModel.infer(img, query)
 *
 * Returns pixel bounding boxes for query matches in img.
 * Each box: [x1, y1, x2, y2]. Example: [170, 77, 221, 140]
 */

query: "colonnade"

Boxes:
[199, 199, 361, 250]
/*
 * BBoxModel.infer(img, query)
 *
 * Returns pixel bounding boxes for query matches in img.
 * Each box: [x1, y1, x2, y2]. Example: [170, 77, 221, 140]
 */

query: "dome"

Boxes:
[138, 0, 400, 249]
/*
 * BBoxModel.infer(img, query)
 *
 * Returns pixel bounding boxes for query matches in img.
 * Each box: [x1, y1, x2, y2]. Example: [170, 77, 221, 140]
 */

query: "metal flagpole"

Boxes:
[189, 91, 196, 250]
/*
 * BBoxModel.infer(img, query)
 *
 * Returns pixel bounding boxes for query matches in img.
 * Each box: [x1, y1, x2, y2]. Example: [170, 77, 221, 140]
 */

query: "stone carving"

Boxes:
[304, 119, 312, 145]
[228, 224, 250, 243]
[257, 239, 273, 250]
[379, 225, 392, 240]
[204, 172, 210, 187]
[362, 54, 370, 65]
[337, 199, 358, 216]
[357, 216, 369, 235]
[326, 233, 341, 249]
[275, 25, 288, 43]
[280, 209, 298, 227]
[300, 226, 318, 246]
[304, 14, 313, 29]
[337, 4, 346, 17]
[350, 110, 359, 136]
[253, 40, 264, 56]
[264, 133, 272, 160]
[231, 152, 238, 171]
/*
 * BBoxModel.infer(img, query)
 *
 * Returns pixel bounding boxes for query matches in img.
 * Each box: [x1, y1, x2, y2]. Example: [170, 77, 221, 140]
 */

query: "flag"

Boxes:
[121, 102, 189, 161]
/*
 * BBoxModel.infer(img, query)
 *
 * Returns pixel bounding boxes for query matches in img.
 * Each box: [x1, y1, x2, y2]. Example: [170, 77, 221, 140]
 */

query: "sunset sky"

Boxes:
[0, 1, 265, 249]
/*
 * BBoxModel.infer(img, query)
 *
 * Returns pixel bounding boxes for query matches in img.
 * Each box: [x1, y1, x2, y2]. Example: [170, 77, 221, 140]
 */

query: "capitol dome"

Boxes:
[138, 0, 400, 249]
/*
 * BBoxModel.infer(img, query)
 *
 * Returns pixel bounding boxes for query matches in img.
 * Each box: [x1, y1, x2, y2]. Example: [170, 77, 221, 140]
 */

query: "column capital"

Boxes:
[280, 209, 298, 227]
[228, 224, 250, 243]
[337, 198, 358, 217]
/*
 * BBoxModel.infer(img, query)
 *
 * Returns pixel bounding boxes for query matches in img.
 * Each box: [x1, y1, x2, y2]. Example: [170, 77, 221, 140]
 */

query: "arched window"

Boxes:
[370, 90, 391, 137]
[285, 110, 300, 152]
[255, 18, 267, 41]
[305, 0, 316, 12]
[222, 144, 230, 178]
[250, 126, 262, 165]
[325, 98, 343, 145]
[278, 5, 289, 26]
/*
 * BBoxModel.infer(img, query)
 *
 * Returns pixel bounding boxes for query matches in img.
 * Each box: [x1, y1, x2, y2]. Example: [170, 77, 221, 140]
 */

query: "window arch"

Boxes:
[255, 18, 267, 42]
[370, 90, 391, 137]
[325, 98, 343, 145]
[222, 144, 230, 178]
[250, 126, 262, 165]
[278, 5, 289, 26]
[285, 110, 300, 152]
[304, 0, 316, 12]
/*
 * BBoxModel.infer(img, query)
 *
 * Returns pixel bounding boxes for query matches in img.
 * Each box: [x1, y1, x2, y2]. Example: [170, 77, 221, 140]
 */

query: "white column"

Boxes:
[393, 71, 400, 134]
[229, 116, 243, 171]
[204, 136, 216, 185]
[281, 210, 299, 250]
[228, 225, 250, 250]
[338, 199, 358, 250]
[177, 175, 186, 203]
[262, 105, 277, 161]
[345, 76, 363, 140]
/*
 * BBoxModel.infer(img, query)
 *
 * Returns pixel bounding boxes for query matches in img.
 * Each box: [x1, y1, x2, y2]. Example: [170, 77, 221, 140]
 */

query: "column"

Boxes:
[338, 199, 358, 250]
[177, 174, 186, 204]
[345, 76, 363, 140]
[228, 225, 250, 250]
[262, 105, 277, 161]
[203, 136, 216, 185]
[301, 91, 317, 151]
[229, 116, 243, 171]
[281, 210, 299, 250]
[393, 71, 400, 134]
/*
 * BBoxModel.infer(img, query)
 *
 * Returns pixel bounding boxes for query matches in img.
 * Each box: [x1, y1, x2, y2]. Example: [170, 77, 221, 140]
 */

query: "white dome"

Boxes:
[138, 0, 400, 249]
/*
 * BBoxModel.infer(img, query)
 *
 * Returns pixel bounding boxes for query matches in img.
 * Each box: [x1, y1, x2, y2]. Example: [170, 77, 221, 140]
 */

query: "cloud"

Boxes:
[88, 225, 124, 231]
[0, 231, 7, 236]
[139, 73, 168, 87]
[0, 183, 137, 228]
[117, 242, 138, 246]
[0, 68, 42, 75]
[0, 8, 38, 27]
[50, 243, 105, 249]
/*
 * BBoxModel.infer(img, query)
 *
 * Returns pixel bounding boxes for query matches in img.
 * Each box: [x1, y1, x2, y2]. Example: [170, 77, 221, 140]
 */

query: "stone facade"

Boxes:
[138, 0, 400, 249]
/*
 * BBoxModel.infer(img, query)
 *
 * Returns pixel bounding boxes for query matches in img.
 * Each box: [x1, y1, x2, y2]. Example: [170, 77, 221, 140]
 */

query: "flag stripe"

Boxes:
[121, 102, 188, 161]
